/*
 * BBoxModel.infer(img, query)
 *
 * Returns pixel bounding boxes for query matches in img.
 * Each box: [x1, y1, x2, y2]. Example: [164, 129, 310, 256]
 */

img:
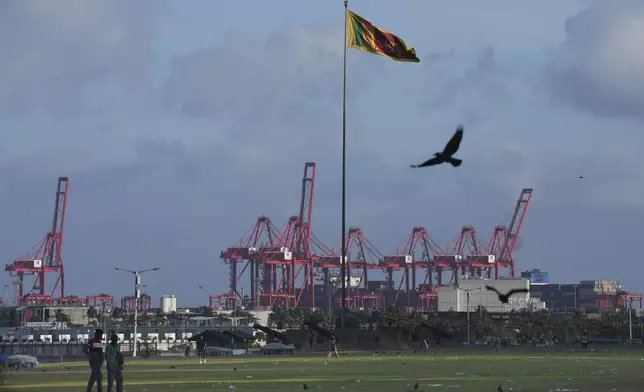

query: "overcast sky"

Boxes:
[1, 0, 644, 307]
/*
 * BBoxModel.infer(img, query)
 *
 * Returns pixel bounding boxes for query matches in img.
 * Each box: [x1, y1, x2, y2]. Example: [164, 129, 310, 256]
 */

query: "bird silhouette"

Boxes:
[414, 381, 419, 391]
[169, 365, 176, 369]
[233, 366, 237, 371]
[485, 285, 529, 304]
[579, 176, 583, 179]
[303, 383, 309, 389]
[497, 384, 504, 392]
[411, 126, 464, 168]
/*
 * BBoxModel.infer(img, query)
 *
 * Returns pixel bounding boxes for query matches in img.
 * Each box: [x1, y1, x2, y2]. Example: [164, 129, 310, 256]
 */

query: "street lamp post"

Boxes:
[628, 298, 634, 341]
[115, 267, 160, 357]
[455, 286, 480, 345]
[16, 307, 24, 355]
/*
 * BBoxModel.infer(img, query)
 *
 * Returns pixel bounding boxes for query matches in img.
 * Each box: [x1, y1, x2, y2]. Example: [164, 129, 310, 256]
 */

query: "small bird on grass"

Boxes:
[303, 383, 309, 389]
[485, 285, 529, 304]
[411, 125, 464, 168]
[233, 366, 237, 371]
[414, 381, 419, 391]
[497, 384, 504, 392]
[169, 365, 176, 369]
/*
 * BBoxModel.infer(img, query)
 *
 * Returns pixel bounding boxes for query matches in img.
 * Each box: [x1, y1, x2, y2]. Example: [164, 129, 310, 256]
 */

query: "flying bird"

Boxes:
[411, 126, 464, 168]
[485, 285, 529, 304]
[579, 176, 583, 179]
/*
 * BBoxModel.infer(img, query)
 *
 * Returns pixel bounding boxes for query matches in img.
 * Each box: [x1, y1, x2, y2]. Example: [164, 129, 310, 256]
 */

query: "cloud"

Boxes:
[3, 1, 644, 304]
[162, 25, 344, 118]
[545, 0, 644, 120]
[0, 0, 159, 116]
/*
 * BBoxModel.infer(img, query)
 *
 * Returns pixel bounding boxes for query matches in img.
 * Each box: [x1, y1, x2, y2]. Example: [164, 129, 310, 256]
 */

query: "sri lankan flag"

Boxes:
[347, 10, 420, 63]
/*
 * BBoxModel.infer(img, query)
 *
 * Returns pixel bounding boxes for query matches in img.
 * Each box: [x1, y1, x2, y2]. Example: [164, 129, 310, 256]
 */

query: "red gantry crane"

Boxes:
[219, 162, 334, 310]
[219, 216, 281, 310]
[344, 228, 382, 309]
[447, 225, 493, 283]
[385, 227, 447, 308]
[318, 228, 382, 309]
[5, 177, 69, 304]
[486, 188, 534, 278]
[262, 162, 332, 309]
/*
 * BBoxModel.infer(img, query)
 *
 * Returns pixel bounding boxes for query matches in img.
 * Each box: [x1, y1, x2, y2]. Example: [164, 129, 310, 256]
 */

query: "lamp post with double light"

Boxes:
[115, 267, 160, 357]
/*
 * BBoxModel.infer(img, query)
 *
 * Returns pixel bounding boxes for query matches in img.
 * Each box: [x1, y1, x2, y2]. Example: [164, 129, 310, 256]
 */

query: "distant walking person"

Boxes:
[307, 331, 314, 351]
[105, 333, 124, 392]
[83, 329, 105, 392]
[326, 335, 339, 360]
[581, 331, 588, 349]
[196, 335, 208, 364]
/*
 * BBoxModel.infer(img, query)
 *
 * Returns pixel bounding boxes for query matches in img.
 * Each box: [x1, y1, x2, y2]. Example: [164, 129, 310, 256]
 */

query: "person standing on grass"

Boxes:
[581, 331, 588, 349]
[326, 335, 339, 360]
[196, 335, 208, 364]
[307, 330, 314, 351]
[83, 328, 105, 392]
[105, 333, 124, 392]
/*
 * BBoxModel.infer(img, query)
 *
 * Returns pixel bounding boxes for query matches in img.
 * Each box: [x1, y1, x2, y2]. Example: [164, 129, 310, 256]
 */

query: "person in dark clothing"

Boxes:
[326, 335, 339, 360]
[581, 332, 588, 349]
[83, 329, 105, 392]
[435, 336, 441, 350]
[196, 335, 207, 364]
[105, 333, 124, 392]
[307, 331, 314, 351]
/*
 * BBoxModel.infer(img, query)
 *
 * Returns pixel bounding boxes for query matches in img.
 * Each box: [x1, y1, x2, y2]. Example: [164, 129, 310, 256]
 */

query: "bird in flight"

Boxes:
[411, 125, 464, 168]
[579, 176, 583, 179]
[485, 285, 529, 304]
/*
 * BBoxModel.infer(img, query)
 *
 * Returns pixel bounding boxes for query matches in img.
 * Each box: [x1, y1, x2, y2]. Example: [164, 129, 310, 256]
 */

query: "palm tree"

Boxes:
[55, 309, 71, 323]
[241, 312, 259, 326]
[154, 309, 167, 326]
[168, 311, 179, 326]
[202, 307, 215, 317]
[214, 312, 229, 327]
[111, 307, 126, 320]
[86, 306, 98, 324]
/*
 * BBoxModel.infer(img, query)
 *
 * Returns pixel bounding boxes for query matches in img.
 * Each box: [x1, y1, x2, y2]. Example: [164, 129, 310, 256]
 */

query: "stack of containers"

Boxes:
[578, 280, 623, 310]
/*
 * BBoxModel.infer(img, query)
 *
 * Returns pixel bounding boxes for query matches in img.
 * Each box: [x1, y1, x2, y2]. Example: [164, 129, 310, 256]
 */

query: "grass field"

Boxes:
[2, 347, 644, 391]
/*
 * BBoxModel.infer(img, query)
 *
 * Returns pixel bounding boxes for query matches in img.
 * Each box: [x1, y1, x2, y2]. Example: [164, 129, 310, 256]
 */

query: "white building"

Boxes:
[437, 277, 545, 313]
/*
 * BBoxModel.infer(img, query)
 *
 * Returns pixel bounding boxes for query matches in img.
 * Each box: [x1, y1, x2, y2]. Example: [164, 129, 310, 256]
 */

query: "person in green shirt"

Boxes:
[105, 333, 124, 392]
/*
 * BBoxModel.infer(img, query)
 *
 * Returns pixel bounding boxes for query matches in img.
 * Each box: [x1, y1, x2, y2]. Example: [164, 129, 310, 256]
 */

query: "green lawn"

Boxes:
[3, 348, 644, 392]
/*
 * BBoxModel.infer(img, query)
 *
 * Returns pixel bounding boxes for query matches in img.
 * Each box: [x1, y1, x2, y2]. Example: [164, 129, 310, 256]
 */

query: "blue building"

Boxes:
[521, 269, 549, 285]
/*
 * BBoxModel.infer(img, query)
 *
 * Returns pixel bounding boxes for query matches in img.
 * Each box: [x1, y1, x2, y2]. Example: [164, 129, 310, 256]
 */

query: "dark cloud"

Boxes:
[418, 46, 518, 127]
[0, 0, 159, 116]
[162, 26, 345, 119]
[544, 1, 644, 120]
[3, 2, 644, 304]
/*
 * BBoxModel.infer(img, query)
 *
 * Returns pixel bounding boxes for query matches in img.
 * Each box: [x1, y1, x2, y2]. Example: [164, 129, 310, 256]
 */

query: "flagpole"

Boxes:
[340, 0, 348, 331]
